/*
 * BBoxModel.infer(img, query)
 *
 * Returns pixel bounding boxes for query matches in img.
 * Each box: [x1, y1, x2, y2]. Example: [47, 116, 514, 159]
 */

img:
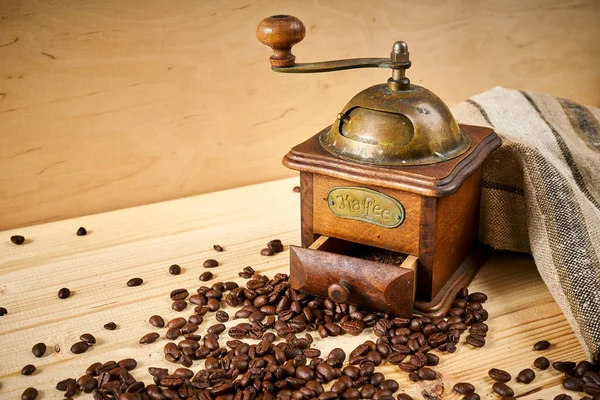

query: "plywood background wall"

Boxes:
[1, 0, 599, 230]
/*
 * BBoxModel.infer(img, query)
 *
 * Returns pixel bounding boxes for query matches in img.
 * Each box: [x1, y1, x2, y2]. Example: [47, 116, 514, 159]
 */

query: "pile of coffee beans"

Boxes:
[260, 240, 284, 256]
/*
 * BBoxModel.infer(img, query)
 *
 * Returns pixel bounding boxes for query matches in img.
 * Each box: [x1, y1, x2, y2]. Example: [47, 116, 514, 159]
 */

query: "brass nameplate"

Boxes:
[327, 187, 405, 228]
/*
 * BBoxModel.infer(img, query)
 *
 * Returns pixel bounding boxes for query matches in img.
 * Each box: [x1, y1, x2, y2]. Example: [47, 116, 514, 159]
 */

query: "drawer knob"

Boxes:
[328, 281, 351, 304]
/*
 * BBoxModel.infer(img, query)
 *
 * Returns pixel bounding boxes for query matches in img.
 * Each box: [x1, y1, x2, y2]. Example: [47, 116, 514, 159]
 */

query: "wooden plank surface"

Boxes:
[0, 177, 587, 399]
[1, 0, 600, 231]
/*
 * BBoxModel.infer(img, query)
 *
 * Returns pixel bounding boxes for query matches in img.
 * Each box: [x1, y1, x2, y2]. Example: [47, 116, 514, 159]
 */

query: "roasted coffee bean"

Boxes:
[168, 264, 181, 275]
[492, 382, 514, 398]
[554, 395, 573, 400]
[139, 332, 160, 344]
[554, 361, 577, 373]
[213, 244, 224, 252]
[425, 353, 439, 366]
[396, 395, 414, 400]
[380, 379, 399, 392]
[172, 300, 187, 311]
[533, 340, 551, 350]
[239, 266, 255, 279]
[118, 358, 137, 371]
[149, 315, 165, 328]
[103, 321, 117, 330]
[0, 307, 6, 316]
[260, 247, 275, 256]
[70, 341, 89, 354]
[21, 387, 38, 400]
[534, 356, 550, 370]
[517, 368, 535, 384]
[267, 239, 284, 253]
[76, 227, 87, 236]
[214, 310, 229, 323]
[170, 288, 189, 300]
[488, 368, 511, 382]
[341, 320, 365, 336]
[11, 235, 25, 245]
[466, 334, 485, 347]
[32, 342, 46, 358]
[167, 317, 186, 329]
[563, 377, 584, 391]
[208, 323, 226, 335]
[463, 393, 481, 400]
[127, 277, 143, 287]
[21, 364, 36, 375]
[417, 367, 437, 380]
[467, 292, 487, 302]
[79, 333, 96, 345]
[453, 382, 475, 394]
[57, 287, 71, 299]
[199, 271, 213, 281]
[77, 374, 97, 392]
[203, 259, 219, 268]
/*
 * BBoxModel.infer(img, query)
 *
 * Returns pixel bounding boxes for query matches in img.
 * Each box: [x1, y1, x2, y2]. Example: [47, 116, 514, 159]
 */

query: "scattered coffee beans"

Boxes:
[215, 310, 229, 322]
[463, 393, 481, 400]
[76, 227, 87, 236]
[533, 339, 551, 350]
[21, 387, 38, 400]
[0, 307, 8, 316]
[11, 235, 25, 245]
[492, 382, 514, 397]
[517, 368, 536, 384]
[127, 277, 143, 287]
[238, 266, 255, 278]
[21, 364, 36, 375]
[70, 341, 89, 354]
[213, 244, 224, 252]
[149, 315, 165, 328]
[139, 332, 160, 344]
[80, 333, 96, 345]
[199, 271, 213, 281]
[203, 259, 219, 268]
[168, 264, 181, 275]
[488, 368, 511, 382]
[57, 287, 70, 299]
[103, 322, 117, 330]
[453, 382, 475, 394]
[554, 395, 573, 400]
[172, 300, 187, 311]
[534, 356, 550, 370]
[260, 247, 274, 256]
[31, 342, 46, 358]
[267, 239, 284, 253]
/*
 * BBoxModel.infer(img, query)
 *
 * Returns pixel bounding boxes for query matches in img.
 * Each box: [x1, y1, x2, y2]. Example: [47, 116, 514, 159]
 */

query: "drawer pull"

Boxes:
[328, 281, 351, 304]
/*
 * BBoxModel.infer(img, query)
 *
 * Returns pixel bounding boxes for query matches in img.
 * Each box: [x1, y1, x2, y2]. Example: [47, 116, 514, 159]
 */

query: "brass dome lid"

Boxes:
[319, 83, 471, 166]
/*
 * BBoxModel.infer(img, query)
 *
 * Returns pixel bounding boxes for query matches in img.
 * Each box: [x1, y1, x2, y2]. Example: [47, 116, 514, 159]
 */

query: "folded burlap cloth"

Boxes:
[451, 87, 600, 362]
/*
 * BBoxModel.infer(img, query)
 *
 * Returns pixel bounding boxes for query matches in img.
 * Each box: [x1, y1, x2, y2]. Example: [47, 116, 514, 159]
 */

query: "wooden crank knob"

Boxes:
[256, 15, 306, 67]
[328, 281, 352, 304]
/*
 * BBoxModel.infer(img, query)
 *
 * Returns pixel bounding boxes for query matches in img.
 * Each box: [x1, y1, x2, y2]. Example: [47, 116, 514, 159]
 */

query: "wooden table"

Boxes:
[0, 177, 586, 399]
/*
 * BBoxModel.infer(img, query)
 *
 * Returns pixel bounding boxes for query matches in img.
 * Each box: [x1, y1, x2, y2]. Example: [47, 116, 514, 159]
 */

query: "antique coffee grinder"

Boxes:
[257, 15, 501, 317]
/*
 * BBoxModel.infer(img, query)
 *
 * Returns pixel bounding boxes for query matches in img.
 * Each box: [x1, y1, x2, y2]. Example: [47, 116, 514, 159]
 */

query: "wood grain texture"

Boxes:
[0, 177, 587, 399]
[1, 0, 599, 230]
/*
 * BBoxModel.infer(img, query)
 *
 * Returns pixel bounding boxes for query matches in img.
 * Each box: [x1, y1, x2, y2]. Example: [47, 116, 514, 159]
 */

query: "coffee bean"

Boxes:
[170, 288, 189, 300]
[199, 271, 213, 281]
[453, 382, 475, 394]
[533, 340, 551, 350]
[118, 358, 137, 371]
[76, 227, 87, 236]
[21, 364, 36, 375]
[554, 361, 577, 373]
[208, 323, 226, 335]
[488, 368, 511, 382]
[380, 379, 399, 392]
[32, 343, 46, 358]
[139, 332, 160, 344]
[492, 382, 514, 398]
[172, 300, 187, 311]
[267, 239, 284, 253]
[341, 320, 365, 336]
[77, 374, 97, 392]
[70, 341, 89, 354]
[517, 368, 535, 384]
[11, 235, 25, 245]
[103, 322, 117, 330]
[463, 393, 480, 400]
[554, 394, 573, 400]
[239, 266, 255, 279]
[21, 387, 38, 400]
[168, 264, 181, 275]
[467, 292, 487, 302]
[203, 259, 219, 268]
[466, 334, 485, 347]
[149, 315, 165, 328]
[534, 356, 550, 370]
[396, 395, 414, 400]
[563, 377, 584, 391]
[79, 333, 96, 345]
[293, 186, 301, 193]
[425, 353, 439, 366]
[213, 244, 224, 252]
[0, 307, 6, 316]
[260, 247, 274, 256]
[127, 277, 143, 287]
[215, 311, 229, 322]
[57, 287, 71, 299]
[417, 367, 437, 380]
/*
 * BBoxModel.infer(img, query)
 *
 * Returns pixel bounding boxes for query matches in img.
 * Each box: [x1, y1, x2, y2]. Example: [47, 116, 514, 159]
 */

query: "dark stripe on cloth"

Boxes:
[466, 99, 494, 127]
[558, 98, 600, 152]
[520, 91, 600, 210]
[481, 179, 524, 196]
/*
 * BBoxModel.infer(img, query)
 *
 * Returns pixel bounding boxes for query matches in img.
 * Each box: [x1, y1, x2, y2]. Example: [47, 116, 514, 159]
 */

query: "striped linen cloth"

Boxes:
[452, 87, 600, 362]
